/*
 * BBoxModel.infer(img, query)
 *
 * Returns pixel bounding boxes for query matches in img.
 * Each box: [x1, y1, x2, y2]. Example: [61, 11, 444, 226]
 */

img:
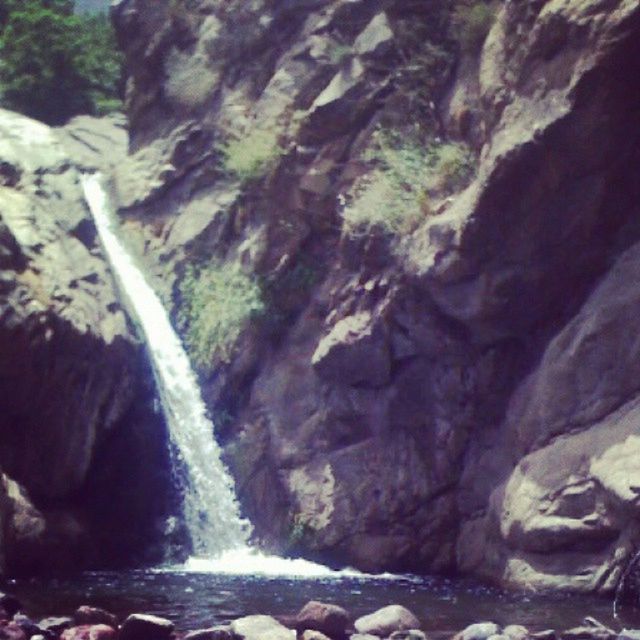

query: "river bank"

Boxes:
[0, 582, 637, 640]
[2, 570, 639, 640]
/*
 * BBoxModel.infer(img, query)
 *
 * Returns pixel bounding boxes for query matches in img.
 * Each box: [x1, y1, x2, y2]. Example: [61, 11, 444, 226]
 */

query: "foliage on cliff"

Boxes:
[0, 0, 122, 125]
[177, 262, 265, 367]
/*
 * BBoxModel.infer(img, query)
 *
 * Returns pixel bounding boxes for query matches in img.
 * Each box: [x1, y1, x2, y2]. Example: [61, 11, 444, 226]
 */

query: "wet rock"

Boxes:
[503, 627, 529, 640]
[14, 615, 41, 639]
[0, 623, 27, 640]
[38, 618, 74, 636]
[302, 632, 333, 640]
[561, 627, 615, 640]
[296, 601, 350, 637]
[530, 632, 555, 640]
[455, 623, 501, 640]
[354, 606, 420, 637]
[389, 631, 428, 640]
[230, 616, 295, 640]
[183, 627, 232, 640]
[61, 626, 117, 640]
[120, 615, 174, 640]
[73, 608, 117, 629]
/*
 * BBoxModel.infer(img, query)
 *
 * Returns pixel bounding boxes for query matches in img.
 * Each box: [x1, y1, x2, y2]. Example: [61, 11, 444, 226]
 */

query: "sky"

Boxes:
[75, 0, 110, 13]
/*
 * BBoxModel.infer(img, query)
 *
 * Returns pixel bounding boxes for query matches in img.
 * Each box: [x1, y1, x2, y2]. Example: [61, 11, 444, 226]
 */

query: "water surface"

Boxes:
[3, 569, 635, 638]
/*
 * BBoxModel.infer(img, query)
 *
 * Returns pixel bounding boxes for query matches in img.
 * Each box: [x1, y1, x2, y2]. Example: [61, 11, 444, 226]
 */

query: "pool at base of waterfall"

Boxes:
[2, 567, 637, 638]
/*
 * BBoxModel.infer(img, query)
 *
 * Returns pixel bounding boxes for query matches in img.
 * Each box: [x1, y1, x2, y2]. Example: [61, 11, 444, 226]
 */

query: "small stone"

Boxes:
[61, 626, 117, 640]
[74, 608, 117, 629]
[354, 606, 420, 637]
[531, 632, 555, 640]
[302, 632, 332, 640]
[389, 631, 428, 640]
[350, 635, 378, 640]
[231, 616, 295, 640]
[296, 602, 350, 637]
[38, 618, 73, 635]
[183, 628, 232, 640]
[487, 635, 510, 640]
[120, 615, 174, 640]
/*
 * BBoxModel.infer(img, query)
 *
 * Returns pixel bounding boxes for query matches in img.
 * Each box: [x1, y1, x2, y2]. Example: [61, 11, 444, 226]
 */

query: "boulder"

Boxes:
[230, 616, 295, 640]
[296, 601, 350, 637]
[119, 615, 174, 640]
[73, 608, 117, 629]
[354, 606, 420, 637]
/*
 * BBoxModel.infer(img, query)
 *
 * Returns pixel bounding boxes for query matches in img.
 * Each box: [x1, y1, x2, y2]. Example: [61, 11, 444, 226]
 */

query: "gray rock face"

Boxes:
[0, 109, 173, 575]
[114, 0, 640, 590]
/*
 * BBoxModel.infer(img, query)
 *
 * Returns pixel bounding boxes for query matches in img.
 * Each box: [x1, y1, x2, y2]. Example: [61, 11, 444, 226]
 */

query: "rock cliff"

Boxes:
[111, 0, 640, 591]
[0, 110, 174, 575]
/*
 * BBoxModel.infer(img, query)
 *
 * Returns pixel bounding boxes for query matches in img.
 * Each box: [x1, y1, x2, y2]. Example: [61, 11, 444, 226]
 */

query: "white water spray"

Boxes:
[82, 173, 364, 579]
[82, 173, 249, 557]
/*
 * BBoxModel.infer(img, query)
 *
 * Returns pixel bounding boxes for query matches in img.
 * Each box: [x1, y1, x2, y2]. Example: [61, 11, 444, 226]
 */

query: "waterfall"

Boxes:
[82, 173, 249, 557]
[82, 173, 357, 578]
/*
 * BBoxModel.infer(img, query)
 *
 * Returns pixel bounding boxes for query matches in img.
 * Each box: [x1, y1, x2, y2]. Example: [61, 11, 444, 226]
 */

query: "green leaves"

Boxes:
[0, 0, 122, 125]
[177, 263, 265, 368]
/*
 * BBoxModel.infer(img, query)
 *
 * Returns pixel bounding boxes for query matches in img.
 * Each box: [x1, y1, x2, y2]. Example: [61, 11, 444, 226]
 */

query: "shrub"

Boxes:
[343, 130, 475, 236]
[177, 262, 265, 367]
[220, 128, 282, 184]
[425, 141, 476, 192]
[451, 1, 496, 53]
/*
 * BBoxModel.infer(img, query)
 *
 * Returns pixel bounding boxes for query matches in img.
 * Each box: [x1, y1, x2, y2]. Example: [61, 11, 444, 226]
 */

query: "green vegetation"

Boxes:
[451, 1, 496, 53]
[0, 0, 122, 125]
[177, 262, 265, 367]
[343, 129, 475, 236]
[220, 128, 283, 184]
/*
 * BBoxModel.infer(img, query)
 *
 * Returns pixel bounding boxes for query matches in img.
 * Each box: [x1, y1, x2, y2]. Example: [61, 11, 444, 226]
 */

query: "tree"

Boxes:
[0, 0, 122, 125]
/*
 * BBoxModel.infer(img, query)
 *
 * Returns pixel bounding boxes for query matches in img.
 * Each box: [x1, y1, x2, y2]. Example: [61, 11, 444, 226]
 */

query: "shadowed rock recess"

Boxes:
[108, 0, 640, 590]
[0, 111, 175, 574]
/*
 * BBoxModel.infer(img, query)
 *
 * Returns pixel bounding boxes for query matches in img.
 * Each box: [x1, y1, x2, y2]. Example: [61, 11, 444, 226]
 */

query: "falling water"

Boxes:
[82, 173, 359, 578]
[82, 173, 249, 557]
